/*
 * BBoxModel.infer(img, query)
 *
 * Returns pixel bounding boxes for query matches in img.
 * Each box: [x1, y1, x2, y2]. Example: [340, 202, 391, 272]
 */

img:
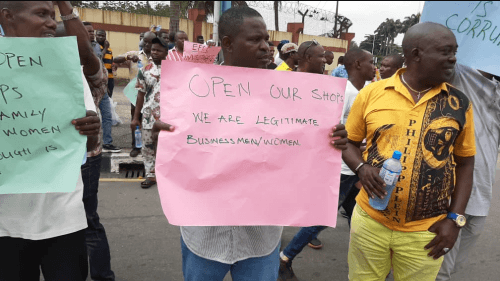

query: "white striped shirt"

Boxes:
[181, 226, 283, 264]
[167, 48, 183, 61]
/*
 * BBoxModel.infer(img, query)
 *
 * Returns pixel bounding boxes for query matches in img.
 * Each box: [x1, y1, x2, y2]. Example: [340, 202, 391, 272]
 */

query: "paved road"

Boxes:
[98, 166, 500, 281]
[95, 86, 500, 280]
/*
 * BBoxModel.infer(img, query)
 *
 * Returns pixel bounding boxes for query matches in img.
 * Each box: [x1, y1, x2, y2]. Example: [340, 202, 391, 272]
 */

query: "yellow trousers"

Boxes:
[348, 205, 444, 281]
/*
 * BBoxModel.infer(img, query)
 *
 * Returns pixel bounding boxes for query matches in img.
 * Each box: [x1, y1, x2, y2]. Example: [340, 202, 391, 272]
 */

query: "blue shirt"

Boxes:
[331, 64, 348, 78]
[91, 41, 103, 60]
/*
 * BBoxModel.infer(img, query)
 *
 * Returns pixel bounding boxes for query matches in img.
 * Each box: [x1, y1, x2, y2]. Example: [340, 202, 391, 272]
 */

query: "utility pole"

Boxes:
[334, 1, 339, 37]
[371, 34, 376, 55]
[214, 1, 221, 46]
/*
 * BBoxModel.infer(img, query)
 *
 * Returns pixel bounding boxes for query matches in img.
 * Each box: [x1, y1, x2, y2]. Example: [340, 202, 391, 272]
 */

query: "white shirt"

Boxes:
[0, 69, 95, 240]
[274, 53, 283, 66]
[451, 64, 500, 216]
[341, 80, 361, 176]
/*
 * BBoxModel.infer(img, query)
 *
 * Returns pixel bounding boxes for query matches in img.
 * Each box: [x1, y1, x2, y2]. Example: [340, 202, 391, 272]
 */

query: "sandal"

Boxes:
[141, 179, 157, 189]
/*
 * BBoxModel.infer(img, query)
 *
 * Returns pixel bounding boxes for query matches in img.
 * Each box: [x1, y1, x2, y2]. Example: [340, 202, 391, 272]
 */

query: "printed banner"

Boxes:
[0, 37, 86, 194]
[183, 41, 221, 64]
[156, 61, 346, 227]
[421, 1, 500, 76]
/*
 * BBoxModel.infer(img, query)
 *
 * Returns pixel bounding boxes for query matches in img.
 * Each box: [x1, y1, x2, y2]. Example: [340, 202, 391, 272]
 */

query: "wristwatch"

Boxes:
[447, 212, 466, 227]
[60, 8, 79, 21]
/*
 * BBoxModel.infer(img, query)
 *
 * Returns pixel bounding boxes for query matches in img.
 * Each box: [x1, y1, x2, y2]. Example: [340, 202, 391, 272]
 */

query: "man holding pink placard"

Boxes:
[166, 30, 188, 61]
[153, 6, 348, 281]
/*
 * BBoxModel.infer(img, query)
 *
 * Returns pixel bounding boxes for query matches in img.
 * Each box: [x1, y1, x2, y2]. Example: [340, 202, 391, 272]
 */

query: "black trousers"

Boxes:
[0, 230, 88, 281]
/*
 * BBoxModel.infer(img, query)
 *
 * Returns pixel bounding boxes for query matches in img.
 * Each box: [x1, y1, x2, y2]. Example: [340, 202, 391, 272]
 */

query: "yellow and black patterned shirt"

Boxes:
[100, 45, 114, 79]
[346, 68, 475, 232]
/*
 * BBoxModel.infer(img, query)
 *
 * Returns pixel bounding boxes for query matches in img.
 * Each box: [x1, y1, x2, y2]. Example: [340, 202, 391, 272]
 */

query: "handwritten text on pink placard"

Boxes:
[157, 61, 346, 227]
[182, 41, 221, 64]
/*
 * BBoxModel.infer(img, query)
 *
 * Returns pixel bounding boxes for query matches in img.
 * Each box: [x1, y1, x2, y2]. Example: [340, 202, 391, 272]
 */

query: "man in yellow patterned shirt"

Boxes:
[343, 22, 475, 281]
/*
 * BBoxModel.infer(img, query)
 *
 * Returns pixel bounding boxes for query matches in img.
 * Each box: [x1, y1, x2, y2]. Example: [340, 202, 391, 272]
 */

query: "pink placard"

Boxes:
[157, 61, 347, 227]
[182, 41, 221, 64]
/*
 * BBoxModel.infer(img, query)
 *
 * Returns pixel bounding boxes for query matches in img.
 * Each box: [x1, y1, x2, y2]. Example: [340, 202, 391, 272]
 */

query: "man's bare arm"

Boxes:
[343, 139, 386, 199]
[57, 1, 100, 76]
[425, 155, 474, 259]
[130, 91, 146, 130]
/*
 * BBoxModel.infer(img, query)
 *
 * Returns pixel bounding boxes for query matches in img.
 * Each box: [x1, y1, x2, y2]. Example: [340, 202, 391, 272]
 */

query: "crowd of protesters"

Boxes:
[1, 1, 499, 281]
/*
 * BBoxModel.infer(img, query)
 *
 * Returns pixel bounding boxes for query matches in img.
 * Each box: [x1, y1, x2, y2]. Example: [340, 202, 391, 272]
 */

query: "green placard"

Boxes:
[124, 77, 138, 106]
[0, 37, 86, 194]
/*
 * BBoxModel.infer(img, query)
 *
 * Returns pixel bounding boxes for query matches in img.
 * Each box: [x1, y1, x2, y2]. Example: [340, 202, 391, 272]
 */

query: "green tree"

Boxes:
[373, 18, 402, 56]
[70, 1, 170, 16]
[359, 34, 383, 55]
[400, 13, 421, 34]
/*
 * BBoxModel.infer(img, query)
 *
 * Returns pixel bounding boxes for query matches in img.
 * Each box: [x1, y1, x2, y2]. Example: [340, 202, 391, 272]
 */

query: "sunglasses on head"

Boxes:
[302, 39, 319, 57]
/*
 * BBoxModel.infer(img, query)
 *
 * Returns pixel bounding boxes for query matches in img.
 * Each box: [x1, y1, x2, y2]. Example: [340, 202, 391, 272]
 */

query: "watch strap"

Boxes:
[60, 13, 78, 21]
[446, 212, 459, 220]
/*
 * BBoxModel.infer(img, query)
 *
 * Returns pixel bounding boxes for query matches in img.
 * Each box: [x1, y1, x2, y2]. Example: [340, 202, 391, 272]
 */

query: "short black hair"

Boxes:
[82, 21, 92, 26]
[169, 31, 176, 42]
[338, 56, 344, 64]
[219, 6, 262, 39]
[385, 54, 404, 69]
[197, 35, 204, 40]
[158, 31, 168, 37]
[174, 30, 186, 41]
[96, 29, 106, 34]
[0, 1, 26, 11]
[325, 50, 333, 56]
[297, 41, 320, 58]
[344, 48, 368, 71]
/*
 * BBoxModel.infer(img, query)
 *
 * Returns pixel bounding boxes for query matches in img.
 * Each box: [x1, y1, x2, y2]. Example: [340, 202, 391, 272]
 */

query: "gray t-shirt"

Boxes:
[451, 64, 500, 216]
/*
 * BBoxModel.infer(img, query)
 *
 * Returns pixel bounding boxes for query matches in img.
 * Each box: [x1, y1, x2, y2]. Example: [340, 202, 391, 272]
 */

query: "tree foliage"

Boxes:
[70, 1, 171, 17]
[359, 13, 420, 57]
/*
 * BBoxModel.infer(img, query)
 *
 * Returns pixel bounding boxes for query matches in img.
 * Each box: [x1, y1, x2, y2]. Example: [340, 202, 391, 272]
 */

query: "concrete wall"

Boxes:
[201, 21, 214, 43]
[269, 30, 293, 43]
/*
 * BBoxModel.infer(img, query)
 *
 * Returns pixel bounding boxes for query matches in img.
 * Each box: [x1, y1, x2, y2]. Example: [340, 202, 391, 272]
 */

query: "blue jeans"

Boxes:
[107, 78, 114, 98]
[181, 237, 280, 281]
[99, 92, 113, 145]
[283, 174, 360, 260]
[81, 154, 115, 281]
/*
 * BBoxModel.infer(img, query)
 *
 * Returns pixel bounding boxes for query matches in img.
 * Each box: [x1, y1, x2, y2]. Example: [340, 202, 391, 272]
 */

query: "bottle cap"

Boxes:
[393, 150, 402, 160]
[136, 126, 140, 130]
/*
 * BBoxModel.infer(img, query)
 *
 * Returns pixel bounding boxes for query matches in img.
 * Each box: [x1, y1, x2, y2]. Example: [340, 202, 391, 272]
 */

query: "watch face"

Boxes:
[457, 215, 466, 227]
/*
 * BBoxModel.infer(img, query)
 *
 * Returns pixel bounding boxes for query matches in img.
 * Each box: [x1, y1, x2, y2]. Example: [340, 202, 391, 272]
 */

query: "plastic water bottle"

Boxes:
[134, 126, 142, 148]
[369, 150, 402, 210]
